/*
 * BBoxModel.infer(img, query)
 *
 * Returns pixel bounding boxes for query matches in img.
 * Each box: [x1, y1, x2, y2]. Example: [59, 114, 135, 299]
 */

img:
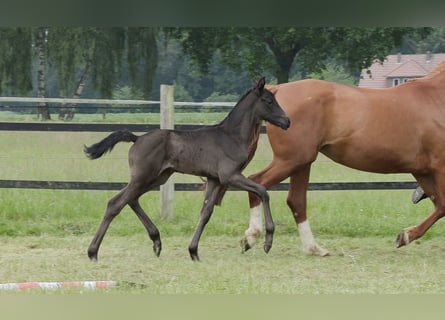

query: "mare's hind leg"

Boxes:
[188, 178, 222, 261]
[286, 166, 329, 256]
[397, 174, 445, 247]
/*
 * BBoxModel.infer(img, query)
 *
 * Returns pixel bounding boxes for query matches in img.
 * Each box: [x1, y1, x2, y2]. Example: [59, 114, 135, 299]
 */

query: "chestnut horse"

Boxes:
[242, 61, 445, 256]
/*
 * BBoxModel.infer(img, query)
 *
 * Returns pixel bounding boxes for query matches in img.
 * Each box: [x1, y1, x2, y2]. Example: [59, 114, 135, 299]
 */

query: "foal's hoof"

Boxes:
[153, 242, 162, 257]
[412, 186, 428, 204]
[190, 252, 200, 262]
[87, 249, 98, 261]
[240, 238, 252, 253]
[396, 230, 410, 248]
[189, 247, 201, 262]
[263, 243, 272, 254]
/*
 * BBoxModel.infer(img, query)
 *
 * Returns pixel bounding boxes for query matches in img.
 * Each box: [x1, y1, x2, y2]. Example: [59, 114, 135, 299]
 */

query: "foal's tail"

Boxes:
[84, 129, 138, 160]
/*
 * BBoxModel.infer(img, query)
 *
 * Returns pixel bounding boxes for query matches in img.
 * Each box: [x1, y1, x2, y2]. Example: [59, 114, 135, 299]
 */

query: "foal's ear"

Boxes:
[257, 77, 266, 91]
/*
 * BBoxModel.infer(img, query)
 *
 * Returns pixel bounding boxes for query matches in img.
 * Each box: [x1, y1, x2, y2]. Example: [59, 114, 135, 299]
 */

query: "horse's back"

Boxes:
[267, 78, 445, 174]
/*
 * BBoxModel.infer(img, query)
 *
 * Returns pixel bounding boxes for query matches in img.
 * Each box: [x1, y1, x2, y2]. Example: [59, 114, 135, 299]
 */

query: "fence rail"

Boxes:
[0, 179, 418, 191]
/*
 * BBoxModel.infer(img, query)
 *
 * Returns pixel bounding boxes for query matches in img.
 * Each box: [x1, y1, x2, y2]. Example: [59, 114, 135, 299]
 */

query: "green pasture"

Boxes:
[1, 116, 445, 294]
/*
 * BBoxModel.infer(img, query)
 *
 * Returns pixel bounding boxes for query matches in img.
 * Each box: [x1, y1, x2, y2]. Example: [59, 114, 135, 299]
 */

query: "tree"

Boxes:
[50, 27, 158, 120]
[0, 28, 33, 94]
[154, 33, 251, 101]
[166, 27, 433, 84]
[0, 27, 159, 120]
[35, 27, 51, 120]
[126, 28, 159, 100]
[50, 27, 125, 120]
[401, 27, 445, 53]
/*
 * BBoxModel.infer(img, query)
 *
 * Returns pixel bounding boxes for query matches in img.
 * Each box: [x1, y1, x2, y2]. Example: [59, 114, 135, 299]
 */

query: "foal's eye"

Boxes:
[261, 97, 272, 103]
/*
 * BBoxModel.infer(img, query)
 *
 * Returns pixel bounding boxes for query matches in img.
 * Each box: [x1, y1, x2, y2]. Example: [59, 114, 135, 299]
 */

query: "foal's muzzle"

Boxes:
[280, 117, 291, 130]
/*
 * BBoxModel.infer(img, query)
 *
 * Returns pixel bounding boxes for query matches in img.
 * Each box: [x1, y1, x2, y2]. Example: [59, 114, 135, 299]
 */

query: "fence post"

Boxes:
[160, 84, 175, 219]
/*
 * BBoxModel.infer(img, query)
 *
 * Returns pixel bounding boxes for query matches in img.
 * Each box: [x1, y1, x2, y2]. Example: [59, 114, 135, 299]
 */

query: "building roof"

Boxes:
[358, 53, 445, 88]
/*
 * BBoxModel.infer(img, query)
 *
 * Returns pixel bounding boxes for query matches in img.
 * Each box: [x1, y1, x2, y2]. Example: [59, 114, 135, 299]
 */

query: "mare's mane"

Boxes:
[409, 61, 445, 83]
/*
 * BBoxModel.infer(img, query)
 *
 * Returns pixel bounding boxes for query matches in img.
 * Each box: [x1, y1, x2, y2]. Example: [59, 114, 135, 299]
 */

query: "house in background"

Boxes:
[358, 52, 445, 88]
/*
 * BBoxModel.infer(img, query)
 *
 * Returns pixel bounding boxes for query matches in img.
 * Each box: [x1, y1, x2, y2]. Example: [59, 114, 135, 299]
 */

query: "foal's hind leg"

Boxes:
[88, 178, 164, 261]
[88, 185, 136, 261]
[128, 200, 162, 257]
[189, 178, 222, 261]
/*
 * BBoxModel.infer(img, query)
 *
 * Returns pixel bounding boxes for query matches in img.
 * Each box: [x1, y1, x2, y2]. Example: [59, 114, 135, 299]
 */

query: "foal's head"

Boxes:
[251, 77, 290, 130]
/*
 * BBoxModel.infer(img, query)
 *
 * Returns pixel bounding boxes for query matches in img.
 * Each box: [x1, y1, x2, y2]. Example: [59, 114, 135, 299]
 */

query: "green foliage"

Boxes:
[204, 92, 239, 102]
[49, 27, 86, 96]
[0, 28, 33, 94]
[112, 85, 144, 100]
[126, 27, 159, 99]
[403, 26, 445, 53]
[172, 81, 193, 101]
[328, 27, 433, 74]
[0, 27, 438, 105]
[305, 63, 357, 85]
[167, 27, 434, 84]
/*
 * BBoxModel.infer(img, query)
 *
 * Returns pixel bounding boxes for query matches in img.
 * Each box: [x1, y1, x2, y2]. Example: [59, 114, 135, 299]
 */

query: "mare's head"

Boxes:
[251, 77, 290, 130]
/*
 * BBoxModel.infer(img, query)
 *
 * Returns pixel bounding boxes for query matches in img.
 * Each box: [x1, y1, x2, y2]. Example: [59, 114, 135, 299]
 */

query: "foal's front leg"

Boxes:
[229, 173, 274, 253]
[189, 178, 222, 261]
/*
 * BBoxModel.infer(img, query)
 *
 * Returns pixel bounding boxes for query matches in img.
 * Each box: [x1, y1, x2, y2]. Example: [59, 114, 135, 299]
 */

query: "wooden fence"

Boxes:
[0, 87, 418, 218]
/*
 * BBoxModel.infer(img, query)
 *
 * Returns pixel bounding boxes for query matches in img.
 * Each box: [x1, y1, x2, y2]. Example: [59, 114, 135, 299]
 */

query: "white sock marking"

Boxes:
[297, 219, 329, 256]
[245, 205, 263, 247]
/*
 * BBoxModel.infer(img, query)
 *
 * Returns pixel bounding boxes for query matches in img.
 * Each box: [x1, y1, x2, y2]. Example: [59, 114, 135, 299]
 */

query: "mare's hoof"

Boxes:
[240, 238, 251, 253]
[303, 244, 330, 257]
[396, 231, 409, 248]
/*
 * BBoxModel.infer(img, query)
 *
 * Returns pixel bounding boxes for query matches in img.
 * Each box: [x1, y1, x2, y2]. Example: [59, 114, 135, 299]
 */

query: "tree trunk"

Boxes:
[59, 41, 95, 121]
[264, 36, 299, 84]
[65, 59, 92, 121]
[36, 28, 50, 120]
[276, 67, 290, 84]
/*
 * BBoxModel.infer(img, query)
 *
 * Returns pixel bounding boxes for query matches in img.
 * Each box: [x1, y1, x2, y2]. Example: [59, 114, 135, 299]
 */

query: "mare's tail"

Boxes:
[84, 129, 138, 159]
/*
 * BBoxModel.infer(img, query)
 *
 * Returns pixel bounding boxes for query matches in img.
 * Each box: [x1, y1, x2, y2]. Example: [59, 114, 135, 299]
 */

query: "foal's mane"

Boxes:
[218, 86, 256, 125]
[208, 85, 263, 206]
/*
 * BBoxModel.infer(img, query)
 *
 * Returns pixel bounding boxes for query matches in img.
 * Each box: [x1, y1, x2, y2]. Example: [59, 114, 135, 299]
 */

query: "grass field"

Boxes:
[1, 113, 444, 294]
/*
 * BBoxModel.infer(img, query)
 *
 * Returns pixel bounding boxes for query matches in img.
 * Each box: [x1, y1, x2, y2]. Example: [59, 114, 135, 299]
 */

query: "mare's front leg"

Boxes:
[286, 167, 329, 256]
[243, 161, 291, 252]
[229, 173, 274, 253]
[188, 178, 222, 261]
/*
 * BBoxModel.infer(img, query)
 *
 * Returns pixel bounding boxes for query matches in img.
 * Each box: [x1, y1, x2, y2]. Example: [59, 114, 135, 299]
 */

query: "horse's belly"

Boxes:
[320, 144, 412, 174]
